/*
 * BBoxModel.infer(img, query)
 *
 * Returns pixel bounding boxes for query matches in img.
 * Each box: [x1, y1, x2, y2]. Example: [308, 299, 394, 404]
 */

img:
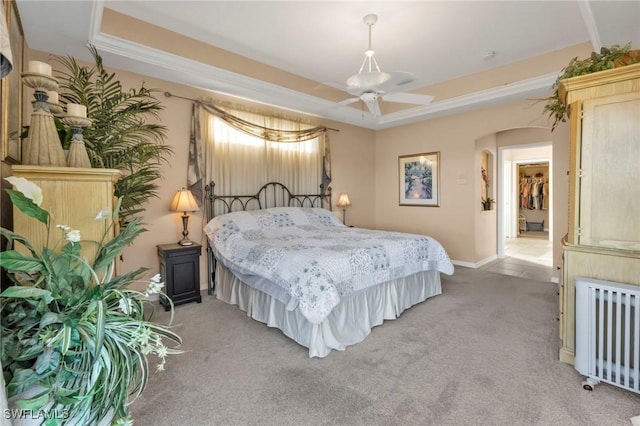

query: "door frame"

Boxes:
[497, 143, 552, 258]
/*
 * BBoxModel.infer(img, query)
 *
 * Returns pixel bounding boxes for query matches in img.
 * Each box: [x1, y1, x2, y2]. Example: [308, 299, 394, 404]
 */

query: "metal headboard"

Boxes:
[204, 181, 332, 294]
[204, 181, 331, 220]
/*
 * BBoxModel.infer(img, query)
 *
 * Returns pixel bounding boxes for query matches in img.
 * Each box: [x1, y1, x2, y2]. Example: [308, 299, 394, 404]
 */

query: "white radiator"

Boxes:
[575, 277, 640, 394]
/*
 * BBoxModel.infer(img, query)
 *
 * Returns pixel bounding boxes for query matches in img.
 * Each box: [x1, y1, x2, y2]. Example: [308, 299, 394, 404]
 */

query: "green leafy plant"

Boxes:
[481, 197, 495, 210]
[544, 43, 639, 130]
[1, 177, 182, 425]
[53, 45, 173, 225]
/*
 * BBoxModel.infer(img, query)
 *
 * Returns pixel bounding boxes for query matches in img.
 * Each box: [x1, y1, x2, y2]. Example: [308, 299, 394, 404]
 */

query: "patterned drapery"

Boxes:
[187, 101, 331, 206]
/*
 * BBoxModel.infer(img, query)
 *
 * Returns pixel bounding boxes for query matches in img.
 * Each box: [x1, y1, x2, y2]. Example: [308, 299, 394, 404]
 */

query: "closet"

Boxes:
[518, 163, 549, 233]
[558, 63, 640, 365]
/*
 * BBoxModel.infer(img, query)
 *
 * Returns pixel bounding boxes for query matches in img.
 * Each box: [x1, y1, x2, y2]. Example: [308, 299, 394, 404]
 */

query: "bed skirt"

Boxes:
[214, 263, 442, 357]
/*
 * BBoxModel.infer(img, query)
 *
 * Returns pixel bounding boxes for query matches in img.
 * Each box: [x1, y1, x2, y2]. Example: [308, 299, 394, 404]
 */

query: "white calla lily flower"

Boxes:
[5, 176, 44, 206]
[95, 208, 112, 220]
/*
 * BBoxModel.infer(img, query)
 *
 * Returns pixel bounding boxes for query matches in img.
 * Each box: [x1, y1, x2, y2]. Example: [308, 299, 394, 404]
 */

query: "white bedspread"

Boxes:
[205, 207, 454, 324]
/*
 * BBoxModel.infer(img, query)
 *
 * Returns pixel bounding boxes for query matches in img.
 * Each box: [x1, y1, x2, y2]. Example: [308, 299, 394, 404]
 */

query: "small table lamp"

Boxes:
[336, 192, 351, 225]
[170, 188, 200, 246]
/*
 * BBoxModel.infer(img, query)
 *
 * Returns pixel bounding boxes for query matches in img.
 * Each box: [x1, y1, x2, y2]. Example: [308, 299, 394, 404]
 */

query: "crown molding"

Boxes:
[374, 72, 558, 129]
[577, 1, 602, 51]
[88, 3, 558, 130]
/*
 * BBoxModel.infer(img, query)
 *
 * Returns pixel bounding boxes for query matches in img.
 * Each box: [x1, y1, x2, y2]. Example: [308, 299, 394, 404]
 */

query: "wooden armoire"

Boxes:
[558, 63, 640, 364]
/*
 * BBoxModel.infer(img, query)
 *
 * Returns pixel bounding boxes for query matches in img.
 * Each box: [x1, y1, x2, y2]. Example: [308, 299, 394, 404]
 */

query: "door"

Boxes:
[578, 92, 640, 250]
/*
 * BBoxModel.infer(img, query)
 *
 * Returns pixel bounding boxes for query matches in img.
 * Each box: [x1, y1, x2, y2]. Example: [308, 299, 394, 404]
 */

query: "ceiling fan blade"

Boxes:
[321, 81, 350, 92]
[376, 71, 416, 92]
[382, 92, 434, 105]
[337, 97, 361, 106]
[363, 97, 381, 117]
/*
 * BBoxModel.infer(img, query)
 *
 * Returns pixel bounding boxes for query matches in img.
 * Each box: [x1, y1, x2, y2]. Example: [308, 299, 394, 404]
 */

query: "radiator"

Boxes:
[575, 277, 639, 394]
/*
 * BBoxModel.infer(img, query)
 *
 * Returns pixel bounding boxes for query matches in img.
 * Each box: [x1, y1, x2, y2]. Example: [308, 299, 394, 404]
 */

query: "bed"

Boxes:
[203, 181, 454, 357]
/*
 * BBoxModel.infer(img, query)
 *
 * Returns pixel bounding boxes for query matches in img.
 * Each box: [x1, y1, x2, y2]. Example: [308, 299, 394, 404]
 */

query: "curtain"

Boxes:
[0, 5, 13, 78]
[188, 101, 331, 207]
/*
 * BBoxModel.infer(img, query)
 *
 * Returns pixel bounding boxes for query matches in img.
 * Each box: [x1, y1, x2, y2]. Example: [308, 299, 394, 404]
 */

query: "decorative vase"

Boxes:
[21, 73, 66, 167]
[62, 116, 92, 168]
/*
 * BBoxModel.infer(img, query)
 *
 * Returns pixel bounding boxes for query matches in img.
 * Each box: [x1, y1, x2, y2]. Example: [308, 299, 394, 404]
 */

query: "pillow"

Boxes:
[204, 207, 343, 240]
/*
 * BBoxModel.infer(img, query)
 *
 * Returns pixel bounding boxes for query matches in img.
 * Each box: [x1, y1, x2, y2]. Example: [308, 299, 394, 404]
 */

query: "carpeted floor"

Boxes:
[130, 267, 640, 425]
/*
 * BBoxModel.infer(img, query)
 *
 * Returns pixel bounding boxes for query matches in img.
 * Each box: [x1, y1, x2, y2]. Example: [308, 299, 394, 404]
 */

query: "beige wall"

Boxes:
[8, 47, 573, 289]
[9, 49, 377, 290]
[374, 98, 570, 268]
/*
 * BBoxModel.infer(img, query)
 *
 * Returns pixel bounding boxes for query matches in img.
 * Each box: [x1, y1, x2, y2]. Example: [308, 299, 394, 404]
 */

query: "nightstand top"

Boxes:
[157, 242, 202, 253]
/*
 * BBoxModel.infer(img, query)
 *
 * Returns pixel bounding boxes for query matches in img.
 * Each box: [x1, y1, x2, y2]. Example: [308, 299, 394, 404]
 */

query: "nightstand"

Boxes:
[157, 243, 202, 311]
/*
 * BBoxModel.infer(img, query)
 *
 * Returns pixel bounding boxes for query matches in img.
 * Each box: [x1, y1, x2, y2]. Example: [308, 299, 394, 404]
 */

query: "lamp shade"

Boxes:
[336, 193, 351, 207]
[170, 188, 200, 213]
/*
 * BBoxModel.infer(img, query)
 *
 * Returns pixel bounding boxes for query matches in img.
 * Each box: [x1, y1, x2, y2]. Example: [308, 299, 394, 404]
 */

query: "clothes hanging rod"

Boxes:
[164, 91, 340, 132]
[519, 162, 548, 168]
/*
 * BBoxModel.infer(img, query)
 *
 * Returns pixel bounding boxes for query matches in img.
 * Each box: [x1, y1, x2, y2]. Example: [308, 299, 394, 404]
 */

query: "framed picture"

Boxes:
[399, 151, 440, 206]
[1, 0, 24, 164]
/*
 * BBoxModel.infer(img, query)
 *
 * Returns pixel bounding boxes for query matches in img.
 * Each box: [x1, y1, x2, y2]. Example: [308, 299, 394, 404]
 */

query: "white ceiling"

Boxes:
[16, 1, 640, 130]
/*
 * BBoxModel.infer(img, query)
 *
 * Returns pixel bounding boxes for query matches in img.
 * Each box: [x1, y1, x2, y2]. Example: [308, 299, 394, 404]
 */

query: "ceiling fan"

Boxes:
[339, 14, 434, 117]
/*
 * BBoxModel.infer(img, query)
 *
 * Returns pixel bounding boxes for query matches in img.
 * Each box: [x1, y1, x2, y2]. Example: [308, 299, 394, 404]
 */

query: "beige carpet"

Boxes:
[130, 267, 640, 425]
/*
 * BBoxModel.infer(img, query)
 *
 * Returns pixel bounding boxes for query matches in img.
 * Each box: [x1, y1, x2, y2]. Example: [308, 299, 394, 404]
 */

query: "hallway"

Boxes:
[480, 232, 554, 282]
[496, 141, 553, 282]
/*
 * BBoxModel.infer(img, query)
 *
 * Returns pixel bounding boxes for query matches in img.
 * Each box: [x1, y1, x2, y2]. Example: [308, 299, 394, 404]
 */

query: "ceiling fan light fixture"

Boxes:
[337, 13, 429, 118]
[346, 71, 391, 91]
[346, 13, 392, 93]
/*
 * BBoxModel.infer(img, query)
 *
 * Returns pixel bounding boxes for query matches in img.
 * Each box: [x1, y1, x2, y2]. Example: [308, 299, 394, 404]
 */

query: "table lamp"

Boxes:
[336, 192, 351, 225]
[170, 188, 200, 246]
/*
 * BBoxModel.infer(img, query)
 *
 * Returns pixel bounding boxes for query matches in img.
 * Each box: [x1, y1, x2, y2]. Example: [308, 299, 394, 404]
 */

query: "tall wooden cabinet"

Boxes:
[558, 63, 640, 364]
[10, 165, 121, 264]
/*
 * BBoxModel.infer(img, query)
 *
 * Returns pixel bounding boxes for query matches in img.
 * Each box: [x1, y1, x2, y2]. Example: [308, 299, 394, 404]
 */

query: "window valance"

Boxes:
[195, 100, 328, 142]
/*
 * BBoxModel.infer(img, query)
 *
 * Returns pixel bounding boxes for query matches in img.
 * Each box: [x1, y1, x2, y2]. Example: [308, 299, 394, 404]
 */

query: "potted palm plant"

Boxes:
[53, 46, 173, 226]
[1, 177, 182, 425]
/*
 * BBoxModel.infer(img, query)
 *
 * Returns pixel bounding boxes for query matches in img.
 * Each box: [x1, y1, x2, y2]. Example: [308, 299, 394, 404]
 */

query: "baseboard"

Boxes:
[559, 348, 575, 365]
[451, 260, 476, 268]
[476, 255, 498, 267]
[451, 255, 497, 269]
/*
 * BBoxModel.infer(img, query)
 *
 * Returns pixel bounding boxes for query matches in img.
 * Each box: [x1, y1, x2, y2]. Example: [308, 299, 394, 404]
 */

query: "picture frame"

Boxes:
[399, 151, 440, 207]
[1, 0, 24, 164]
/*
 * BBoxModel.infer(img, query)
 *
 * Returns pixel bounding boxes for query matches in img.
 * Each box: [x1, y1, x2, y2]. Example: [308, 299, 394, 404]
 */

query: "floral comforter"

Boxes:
[205, 207, 454, 324]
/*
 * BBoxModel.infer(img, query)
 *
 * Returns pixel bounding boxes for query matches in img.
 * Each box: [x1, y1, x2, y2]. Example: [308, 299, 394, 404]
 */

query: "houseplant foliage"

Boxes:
[545, 43, 639, 130]
[1, 177, 182, 425]
[481, 197, 495, 211]
[53, 45, 173, 225]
